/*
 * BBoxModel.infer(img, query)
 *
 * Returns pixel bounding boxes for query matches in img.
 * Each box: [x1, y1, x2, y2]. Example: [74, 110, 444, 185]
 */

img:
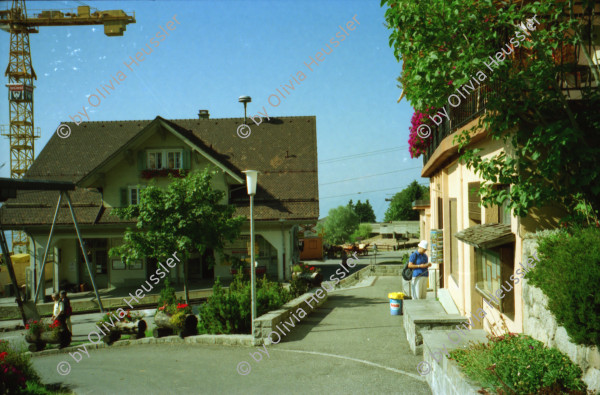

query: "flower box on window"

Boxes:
[141, 169, 187, 180]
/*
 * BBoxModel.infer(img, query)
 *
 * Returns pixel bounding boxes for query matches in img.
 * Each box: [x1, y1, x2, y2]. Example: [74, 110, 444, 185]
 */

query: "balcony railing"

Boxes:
[422, 81, 500, 165]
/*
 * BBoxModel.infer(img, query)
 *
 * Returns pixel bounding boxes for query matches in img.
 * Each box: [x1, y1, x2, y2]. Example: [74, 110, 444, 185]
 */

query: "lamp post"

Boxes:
[243, 170, 259, 342]
[239, 96, 251, 125]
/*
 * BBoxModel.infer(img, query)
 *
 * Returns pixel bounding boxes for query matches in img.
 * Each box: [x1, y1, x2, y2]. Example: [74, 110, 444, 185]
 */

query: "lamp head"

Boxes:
[242, 170, 260, 195]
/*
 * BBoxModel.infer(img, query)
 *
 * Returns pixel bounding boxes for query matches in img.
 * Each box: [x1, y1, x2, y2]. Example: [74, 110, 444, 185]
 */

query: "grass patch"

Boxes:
[22, 381, 73, 395]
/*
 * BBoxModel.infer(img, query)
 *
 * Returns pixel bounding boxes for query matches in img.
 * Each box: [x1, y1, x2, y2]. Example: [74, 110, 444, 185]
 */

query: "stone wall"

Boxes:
[522, 236, 600, 392]
[422, 329, 488, 395]
[336, 264, 402, 289]
[403, 299, 468, 355]
[255, 288, 327, 345]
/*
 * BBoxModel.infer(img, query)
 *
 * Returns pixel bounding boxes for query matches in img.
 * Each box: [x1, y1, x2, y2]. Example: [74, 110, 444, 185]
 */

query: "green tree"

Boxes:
[109, 170, 245, 303]
[384, 181, 429, 222]
[321, 205, 360, 245]
[382, 0, 600, 219]
[350, 223, 373, 242]
[354, 200, 377, 223]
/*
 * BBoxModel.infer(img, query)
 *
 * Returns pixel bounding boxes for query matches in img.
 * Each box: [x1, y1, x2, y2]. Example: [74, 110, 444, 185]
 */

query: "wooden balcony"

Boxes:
[422, 81, 500, 167]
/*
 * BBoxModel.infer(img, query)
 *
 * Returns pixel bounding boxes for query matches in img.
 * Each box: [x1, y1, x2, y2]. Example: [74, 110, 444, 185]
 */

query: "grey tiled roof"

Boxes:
[454, 223, 515, 249]
[0, 116, 318, 227]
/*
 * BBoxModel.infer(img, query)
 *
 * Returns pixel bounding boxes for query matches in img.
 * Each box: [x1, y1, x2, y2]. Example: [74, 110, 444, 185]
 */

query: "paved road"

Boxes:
[29, 276, 431, 395]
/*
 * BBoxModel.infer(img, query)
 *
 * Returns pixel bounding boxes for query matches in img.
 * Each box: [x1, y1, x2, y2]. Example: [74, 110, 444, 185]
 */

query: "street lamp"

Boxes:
[243, 170, 260, 342]
[239, 96, 251, 125]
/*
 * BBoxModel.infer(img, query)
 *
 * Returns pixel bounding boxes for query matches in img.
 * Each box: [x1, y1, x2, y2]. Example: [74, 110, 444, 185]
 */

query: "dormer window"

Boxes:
[146, 149, 183, 170]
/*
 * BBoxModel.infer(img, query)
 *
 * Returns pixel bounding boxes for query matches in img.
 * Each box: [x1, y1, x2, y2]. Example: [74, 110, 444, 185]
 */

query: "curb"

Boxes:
[26, 333, 259, 358]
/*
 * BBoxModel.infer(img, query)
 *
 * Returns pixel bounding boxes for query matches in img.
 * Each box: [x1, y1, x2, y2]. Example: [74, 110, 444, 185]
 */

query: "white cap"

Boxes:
[418, 240, 428, 250]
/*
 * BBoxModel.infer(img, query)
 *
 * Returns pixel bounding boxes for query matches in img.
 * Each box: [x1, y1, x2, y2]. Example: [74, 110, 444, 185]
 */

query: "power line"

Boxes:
[320, 182, 431, 200]
[319, 166, 422, 186]
[320, 184, 428, 200]
[319, 146, 408, 164]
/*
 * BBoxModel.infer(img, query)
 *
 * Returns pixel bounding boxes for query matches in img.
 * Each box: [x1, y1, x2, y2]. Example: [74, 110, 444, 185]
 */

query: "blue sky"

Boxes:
[0, 0, 428, 222]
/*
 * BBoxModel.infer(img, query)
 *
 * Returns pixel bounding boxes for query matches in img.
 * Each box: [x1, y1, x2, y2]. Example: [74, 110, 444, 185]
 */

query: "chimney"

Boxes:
[198, 110, 209, 119]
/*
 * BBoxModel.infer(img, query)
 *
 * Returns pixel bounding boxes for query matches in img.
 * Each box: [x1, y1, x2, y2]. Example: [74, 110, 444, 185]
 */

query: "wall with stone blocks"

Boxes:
[255, 288, 328, 345]
[336, 264, 402, 289]
[422, 330, 488, 395]
[522, 236, 600, 392]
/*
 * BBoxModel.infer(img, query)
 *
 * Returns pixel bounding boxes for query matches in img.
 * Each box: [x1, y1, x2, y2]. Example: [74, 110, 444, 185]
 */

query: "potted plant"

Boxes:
[291, 263, 322, 286]
[152, 280, 197, 338]
[23, 320, 44, 344]
[154, 302, 198, 338]
[24, 319, 71, 351]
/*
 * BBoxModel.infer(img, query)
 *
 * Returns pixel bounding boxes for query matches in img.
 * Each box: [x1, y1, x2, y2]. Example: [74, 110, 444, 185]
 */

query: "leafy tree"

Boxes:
[382, 0, 600, 218]
[350, 223, 373, 242]
[109, 170, 245, 303]
[321, 205, 360, 245]
[384, 180, 429, 222]
[354, 200, 377, 223]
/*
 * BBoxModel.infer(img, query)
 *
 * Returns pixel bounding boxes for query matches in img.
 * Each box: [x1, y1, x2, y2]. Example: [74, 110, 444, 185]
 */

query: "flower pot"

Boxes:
[24, 333, 45, 352]
[41, 329, 71, 348]
[102, 319, 147, 344]
[154, 311, 197, 338]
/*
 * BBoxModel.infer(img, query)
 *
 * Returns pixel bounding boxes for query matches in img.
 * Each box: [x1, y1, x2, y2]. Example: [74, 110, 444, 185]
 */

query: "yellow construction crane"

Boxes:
[0, 1, 135, 253]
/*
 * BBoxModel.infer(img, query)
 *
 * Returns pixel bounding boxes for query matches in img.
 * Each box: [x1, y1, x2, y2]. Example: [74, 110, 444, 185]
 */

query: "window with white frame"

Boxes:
[146, 149, 183, 170]
[128, 185, 145, 205]
[166, 150, 182, 169]
[147, 150, 162, 169]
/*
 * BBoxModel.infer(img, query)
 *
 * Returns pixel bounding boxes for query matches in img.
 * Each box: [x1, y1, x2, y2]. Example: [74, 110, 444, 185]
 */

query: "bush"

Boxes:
[289, 276, 311, 299]
[197, 273, 292, 335]
[157, 278, 178, 307]
[350, 223, 372, 242]
[525, 226, 600, 346]
[0, 340, 38, 394]
[450, 333, 587, 394]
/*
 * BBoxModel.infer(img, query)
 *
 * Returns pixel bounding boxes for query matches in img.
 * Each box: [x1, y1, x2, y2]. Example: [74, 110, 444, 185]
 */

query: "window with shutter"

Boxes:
[120, 188, 127, 207]
[468, 182, 481, 223]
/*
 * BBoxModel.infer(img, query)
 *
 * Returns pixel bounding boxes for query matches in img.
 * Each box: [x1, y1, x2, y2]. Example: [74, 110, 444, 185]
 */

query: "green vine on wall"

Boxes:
[382, 0, 600, 220]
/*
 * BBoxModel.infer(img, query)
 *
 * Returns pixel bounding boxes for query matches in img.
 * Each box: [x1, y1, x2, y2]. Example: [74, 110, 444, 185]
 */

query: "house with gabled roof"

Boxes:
[0, 113, 318, 298]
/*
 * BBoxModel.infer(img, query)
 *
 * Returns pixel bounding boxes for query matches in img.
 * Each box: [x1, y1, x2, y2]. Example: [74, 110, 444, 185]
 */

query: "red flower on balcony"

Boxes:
[141, 169, 187, 180]
[408, 107, 436, 159]
[177, 303, 189, 309]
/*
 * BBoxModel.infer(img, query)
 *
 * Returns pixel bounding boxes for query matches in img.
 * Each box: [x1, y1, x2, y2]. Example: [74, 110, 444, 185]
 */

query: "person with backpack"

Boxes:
[58, 290, 73, 334]
[407, 240, 431, 299]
